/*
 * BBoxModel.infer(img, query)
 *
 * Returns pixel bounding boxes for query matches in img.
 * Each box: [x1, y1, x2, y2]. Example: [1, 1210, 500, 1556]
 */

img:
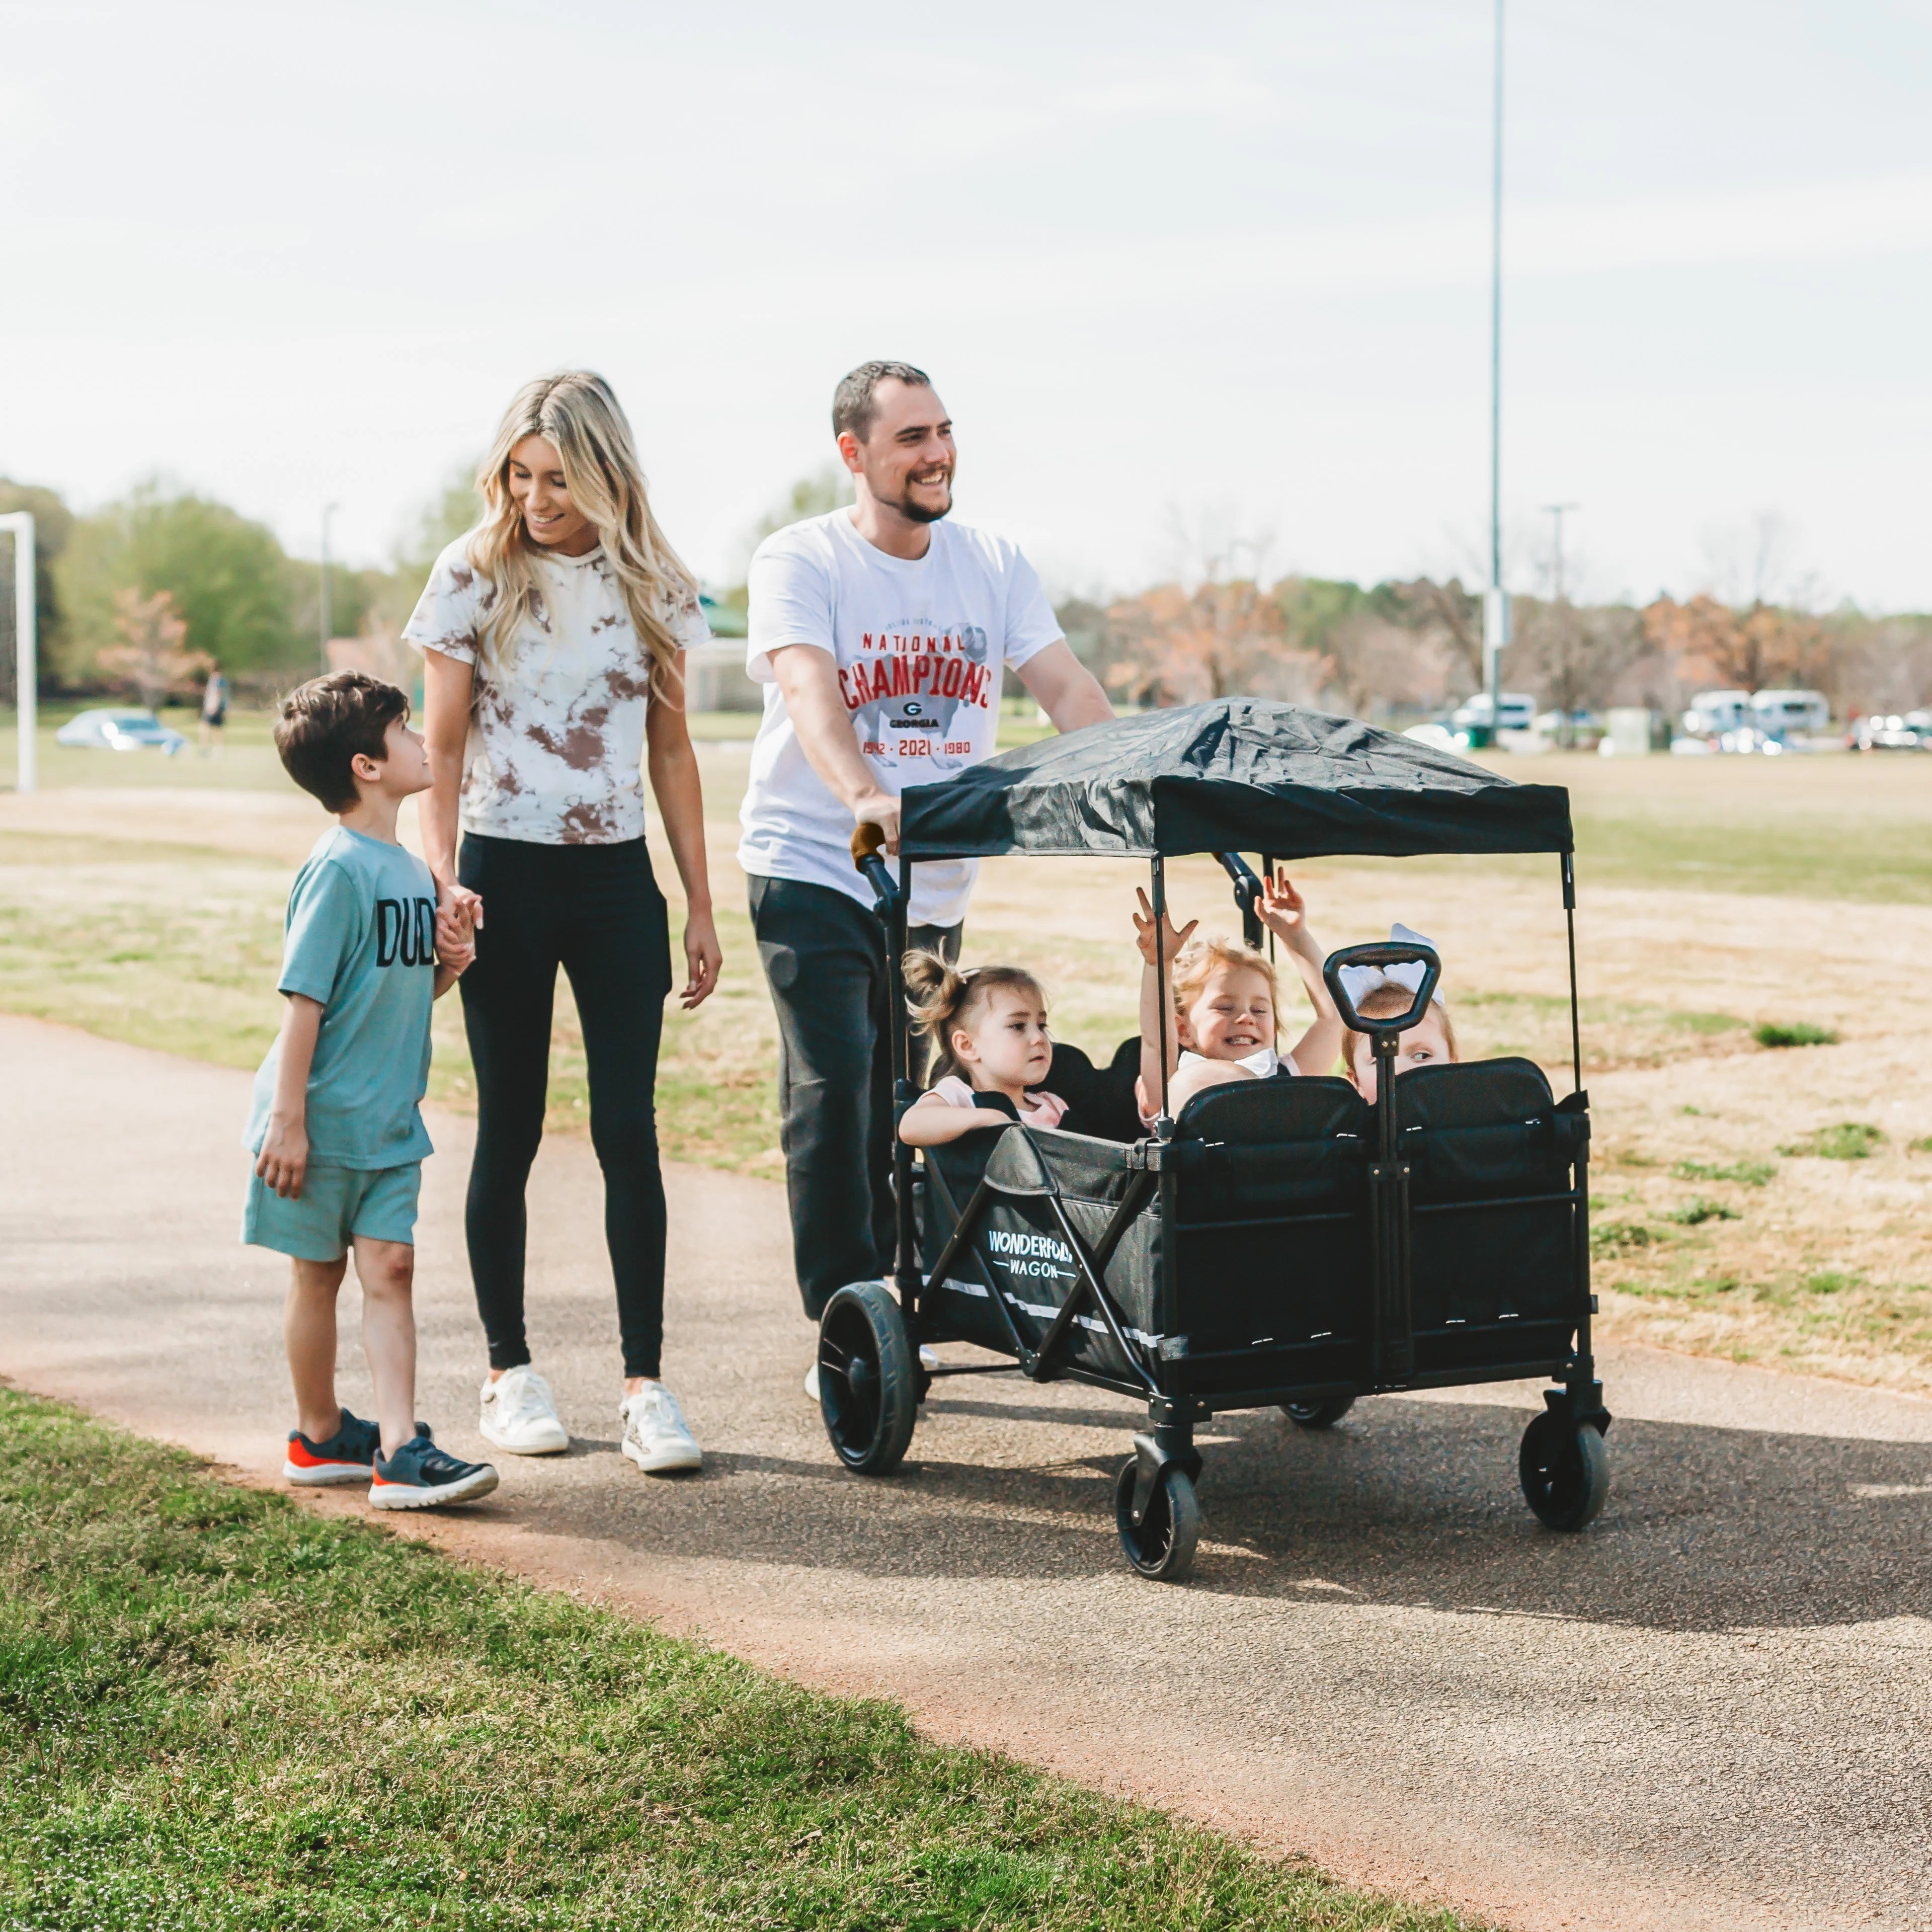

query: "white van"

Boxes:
[1680, 690, 1750, 737]
[1749, 689, 1830, 738]
[1451, 691, 1537, 734]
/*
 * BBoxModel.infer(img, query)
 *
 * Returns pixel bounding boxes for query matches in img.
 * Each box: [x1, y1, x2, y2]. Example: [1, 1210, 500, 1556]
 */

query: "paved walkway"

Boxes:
[3, 1013, 1927, 1932]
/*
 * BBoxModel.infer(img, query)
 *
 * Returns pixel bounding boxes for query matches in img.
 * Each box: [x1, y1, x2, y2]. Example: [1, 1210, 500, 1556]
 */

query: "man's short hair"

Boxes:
[832, 360, 932, 443]
[275, 671, 409, 813]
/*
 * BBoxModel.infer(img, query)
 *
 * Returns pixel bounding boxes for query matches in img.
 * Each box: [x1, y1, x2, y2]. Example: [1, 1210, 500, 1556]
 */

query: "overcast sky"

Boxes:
[4, 0, 1928, 609]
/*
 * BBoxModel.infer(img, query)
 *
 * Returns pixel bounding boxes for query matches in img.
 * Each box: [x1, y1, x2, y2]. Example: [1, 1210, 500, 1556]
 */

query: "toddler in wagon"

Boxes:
[896, 953, 1071, 1146]
[1337, 925, 1461, 1102]
[1133, 869, 1345, 1124]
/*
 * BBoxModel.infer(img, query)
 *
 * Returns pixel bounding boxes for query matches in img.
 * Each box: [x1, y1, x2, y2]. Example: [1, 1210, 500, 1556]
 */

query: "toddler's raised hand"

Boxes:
[1133, 887, 1197, 968]
[1260, 869, 1307, 931]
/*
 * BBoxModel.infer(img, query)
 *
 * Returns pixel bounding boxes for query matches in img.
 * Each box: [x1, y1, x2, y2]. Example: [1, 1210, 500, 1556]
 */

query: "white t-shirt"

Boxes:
[737, 511, 1063, 927]
[403, 536, 709, 846]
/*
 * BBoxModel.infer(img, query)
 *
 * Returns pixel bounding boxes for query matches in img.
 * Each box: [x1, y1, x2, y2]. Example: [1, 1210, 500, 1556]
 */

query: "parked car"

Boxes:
[1450, 691, 1537, 735]
[1849, 711, 1932, 752]
[55, 708, 189, 755]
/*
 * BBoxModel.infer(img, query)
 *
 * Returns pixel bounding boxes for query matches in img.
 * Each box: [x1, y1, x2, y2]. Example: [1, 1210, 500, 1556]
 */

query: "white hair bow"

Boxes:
[1336, 923, 1444, 1012]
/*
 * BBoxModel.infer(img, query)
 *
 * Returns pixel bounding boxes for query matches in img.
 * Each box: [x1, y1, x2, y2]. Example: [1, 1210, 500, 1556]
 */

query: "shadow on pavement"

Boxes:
[469, 1391, 1932, 1633]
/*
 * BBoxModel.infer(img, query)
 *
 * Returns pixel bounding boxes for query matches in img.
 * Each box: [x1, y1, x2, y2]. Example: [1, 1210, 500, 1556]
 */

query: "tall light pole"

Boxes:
[1483, 0, 1509, 744]
[319, 502, 339, 671]
[1543, 502, 1580, 602]
[1, 512, 35, 794]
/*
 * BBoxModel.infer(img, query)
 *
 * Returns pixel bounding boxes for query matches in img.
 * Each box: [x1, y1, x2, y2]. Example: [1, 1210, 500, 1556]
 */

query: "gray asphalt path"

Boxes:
[4, 1014, 1928, 1932]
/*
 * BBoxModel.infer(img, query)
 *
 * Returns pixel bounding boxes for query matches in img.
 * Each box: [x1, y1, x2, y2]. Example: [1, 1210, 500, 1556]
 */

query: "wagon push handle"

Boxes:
[851, 822, 904, 911]
[1322, 940, 1440, 1385]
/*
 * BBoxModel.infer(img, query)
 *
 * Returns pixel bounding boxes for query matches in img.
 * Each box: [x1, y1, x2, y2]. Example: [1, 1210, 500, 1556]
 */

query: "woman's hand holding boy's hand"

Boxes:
[437, 898, 477, 977]
[1133, 888, 1197, 968]
[436, 882, 484, 961]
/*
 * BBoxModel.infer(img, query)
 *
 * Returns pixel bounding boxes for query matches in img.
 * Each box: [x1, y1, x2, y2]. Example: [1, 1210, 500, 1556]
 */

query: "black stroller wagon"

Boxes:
[814, 699, 1611, 1581]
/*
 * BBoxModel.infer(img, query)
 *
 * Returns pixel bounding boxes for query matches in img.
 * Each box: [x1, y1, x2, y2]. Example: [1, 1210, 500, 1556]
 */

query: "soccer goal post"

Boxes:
[0, 511, 34, 792]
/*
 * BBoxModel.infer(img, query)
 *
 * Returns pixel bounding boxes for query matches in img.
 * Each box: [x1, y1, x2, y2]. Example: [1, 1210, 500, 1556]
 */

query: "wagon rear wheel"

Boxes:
[1519, 1410, 1609, 1530]
[1281, 1396, 1355, 1430]
[818, 1279, 918, 1476]
[1113, 1457, 1201, 1581]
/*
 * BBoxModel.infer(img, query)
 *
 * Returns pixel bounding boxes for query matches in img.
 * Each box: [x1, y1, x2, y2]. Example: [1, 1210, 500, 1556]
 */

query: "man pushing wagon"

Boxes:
[738, 359, 1113, 1385]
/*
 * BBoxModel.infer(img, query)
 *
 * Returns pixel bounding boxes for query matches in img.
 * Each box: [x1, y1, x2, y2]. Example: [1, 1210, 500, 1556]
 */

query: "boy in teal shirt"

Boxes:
[246, 671, 498, 1509]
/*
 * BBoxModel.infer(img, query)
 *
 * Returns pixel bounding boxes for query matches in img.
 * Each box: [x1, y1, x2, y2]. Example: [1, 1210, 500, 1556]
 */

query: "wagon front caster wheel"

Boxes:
[1114, 1457, 1201, 1581]
[1281, 1396, 1354, 1430]
[1518, 1410, 1609, 1531]
[818, 1279, 917, 1476]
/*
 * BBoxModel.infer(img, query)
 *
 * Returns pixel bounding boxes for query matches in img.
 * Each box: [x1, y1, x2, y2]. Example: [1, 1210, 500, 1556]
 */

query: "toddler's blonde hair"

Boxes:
[1170, 936, 1283, 1040]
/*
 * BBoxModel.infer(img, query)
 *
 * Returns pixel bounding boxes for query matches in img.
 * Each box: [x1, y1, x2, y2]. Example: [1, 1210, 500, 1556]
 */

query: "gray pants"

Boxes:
[748, 875, 959, 1321]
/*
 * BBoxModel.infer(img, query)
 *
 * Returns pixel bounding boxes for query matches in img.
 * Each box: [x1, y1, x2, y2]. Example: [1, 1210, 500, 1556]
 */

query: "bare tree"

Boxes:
[1512, 597, 1642, 744]
[1385, 577, 1484, 689]
[1319, 608, 1446, 719]
[1103, 578, 1326, 707]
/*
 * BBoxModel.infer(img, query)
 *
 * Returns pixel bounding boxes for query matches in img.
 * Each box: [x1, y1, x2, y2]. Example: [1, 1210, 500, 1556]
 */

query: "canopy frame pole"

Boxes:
[1562, 851, 1581, 1095]
[1150, 853, 1173, 1136]
[888, 858, 920, 1312]
[1262, 853, 1276, 967]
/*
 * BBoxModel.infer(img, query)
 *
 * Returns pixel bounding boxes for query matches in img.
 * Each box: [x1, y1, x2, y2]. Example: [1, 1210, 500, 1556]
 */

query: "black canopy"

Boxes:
[900, 699, 1573, 861]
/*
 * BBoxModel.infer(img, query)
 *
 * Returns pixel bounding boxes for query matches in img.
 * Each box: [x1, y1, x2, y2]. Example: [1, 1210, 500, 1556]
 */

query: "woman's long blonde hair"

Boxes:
[469, 371, 698, 701]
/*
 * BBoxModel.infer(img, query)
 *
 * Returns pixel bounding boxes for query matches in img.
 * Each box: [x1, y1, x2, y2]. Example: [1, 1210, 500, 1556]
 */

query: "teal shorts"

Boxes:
[242, 1161, 421, 1262]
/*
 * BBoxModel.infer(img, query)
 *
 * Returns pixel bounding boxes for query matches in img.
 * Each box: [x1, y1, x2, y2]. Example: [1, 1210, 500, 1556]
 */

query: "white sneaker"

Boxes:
[478, 1365, 569, 1455]
[619, 1384, 702, 1474]
[919, 1345, 940, 1372]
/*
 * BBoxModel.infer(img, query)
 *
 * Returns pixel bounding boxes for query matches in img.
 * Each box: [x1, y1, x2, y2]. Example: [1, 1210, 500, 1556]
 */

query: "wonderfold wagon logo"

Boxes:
[985, 1226, 1075, 1281]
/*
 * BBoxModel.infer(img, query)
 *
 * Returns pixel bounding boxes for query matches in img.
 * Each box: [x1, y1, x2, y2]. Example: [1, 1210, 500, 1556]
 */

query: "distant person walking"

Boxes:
[199, 668, 227, 755]
[408, 370, 721, 1475]
[739, 360, 1113, 1376]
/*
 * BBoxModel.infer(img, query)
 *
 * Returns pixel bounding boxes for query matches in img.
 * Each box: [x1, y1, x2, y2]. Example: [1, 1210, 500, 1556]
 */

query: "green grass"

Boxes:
[1752, 1022, 1839, 1049]
[1778, 1121, 1886, 1160]
[0, 827, 785, 1173]
[1590, 1222, 1661, 1255]
[1664, 1196, 1740, 1227]
[0, 1389, 1475, 1932]
[1671, 1158, 1776, 1186]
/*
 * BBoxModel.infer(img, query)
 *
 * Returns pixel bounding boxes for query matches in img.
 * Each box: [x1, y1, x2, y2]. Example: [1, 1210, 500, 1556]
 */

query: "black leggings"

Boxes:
[457, 834, 673, 1379]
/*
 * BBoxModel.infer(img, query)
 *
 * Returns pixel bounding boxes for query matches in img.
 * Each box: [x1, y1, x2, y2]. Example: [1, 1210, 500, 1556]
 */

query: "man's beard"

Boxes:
[887, 475, 952, 524]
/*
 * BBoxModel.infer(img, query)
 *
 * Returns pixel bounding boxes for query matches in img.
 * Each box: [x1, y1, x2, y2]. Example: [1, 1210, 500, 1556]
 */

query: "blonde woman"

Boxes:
[407, 371, 721, 1476]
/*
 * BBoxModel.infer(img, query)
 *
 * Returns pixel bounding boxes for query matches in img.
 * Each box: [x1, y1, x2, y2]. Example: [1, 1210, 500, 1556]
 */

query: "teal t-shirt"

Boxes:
[245, 828, 438, 1170]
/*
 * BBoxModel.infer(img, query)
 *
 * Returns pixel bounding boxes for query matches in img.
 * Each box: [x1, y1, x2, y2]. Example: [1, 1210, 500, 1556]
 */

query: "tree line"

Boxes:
[1056, 575, 1932, 726]
[0, 473, 478, 706]
[6, 467, 1928, 724]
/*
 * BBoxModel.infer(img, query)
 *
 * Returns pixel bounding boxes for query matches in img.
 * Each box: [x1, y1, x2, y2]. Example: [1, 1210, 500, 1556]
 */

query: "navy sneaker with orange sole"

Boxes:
[369, 1434, 499, 1510]
[284, 1410, 430, 1487]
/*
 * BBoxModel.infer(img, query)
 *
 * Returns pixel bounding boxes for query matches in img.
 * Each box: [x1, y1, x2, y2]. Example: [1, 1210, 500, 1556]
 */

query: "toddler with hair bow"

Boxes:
[1338, 922, 1460, 1103]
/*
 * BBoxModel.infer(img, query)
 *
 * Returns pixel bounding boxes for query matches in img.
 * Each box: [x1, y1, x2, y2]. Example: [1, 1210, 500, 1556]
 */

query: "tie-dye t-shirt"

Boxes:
[403, 537, 709, 846]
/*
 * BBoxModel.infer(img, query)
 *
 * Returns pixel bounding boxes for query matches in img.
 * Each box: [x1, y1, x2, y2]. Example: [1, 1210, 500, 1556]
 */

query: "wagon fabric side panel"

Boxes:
[919, 1129, 1158, 1382]
[1163, 1076, 1375, 1398]
[1400, 1059, 1584, 1380]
